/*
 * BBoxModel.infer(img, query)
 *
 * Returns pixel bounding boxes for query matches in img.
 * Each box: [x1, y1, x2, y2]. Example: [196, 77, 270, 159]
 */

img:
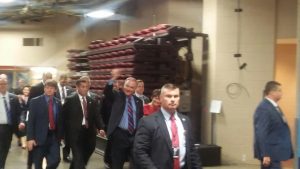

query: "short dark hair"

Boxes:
[263, 81, 281, 96]
[59, 74, 68, 80]
[22, 85, 31, 90]
[76, 78, 88, 86]
[44, 79, 57, 89]
[151, 89, 161, 99]
[161, 83, 179, 95]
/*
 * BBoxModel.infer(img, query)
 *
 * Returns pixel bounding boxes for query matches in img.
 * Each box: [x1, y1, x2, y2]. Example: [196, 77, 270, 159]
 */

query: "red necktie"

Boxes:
[48, 97, 55, 130]
[82, 96, 89, 128]
[170, 114, 180, 169]
[127, 96, 134, 134]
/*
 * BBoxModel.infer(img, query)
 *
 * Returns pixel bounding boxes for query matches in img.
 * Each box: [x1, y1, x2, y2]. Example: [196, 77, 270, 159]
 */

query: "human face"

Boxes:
[77, 82, 89, 96]
[0, 79, 8, 95]
[42, 72, 52, 82]
[123, 80, 137, 96]
[135, 82, 144, 95]
[18, 79, 25, 88]
[160, 88, 180, 113]
[59, 78, 68, 87]
[44, 85, 56, 96]
[22, 87, 30, 96]
[270, 86, 282, 102]
[152, 96, 161, 107]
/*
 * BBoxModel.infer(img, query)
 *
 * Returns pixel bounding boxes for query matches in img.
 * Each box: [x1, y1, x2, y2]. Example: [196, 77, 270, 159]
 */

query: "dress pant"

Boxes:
[33, 131, 60, 169]
[261, 160, 281, 169]
[0, 124, 13, 169]
[110, 127, 135, 169]
[69, 127, 96, 169]
[104, 139, 112, 165]
[62, 141, 71, 160]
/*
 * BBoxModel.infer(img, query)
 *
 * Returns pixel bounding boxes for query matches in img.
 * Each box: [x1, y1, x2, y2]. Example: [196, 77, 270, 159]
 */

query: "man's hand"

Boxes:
[111, 68, 122, 80]
[262, 156, 271, 167]
[18, 122, 25, 130]
[27, 140, 37, 151]
[98, 129, 106, 138]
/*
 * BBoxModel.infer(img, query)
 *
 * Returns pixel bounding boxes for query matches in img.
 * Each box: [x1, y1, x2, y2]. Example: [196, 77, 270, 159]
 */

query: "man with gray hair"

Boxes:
[104, 69, 144, 169]
[29, 72, 53, 101]
[0, 76, 23, 169]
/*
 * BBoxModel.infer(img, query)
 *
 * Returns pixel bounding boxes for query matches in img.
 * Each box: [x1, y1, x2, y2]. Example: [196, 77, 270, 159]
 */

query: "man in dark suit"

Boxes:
[26, 71, 52, 169]
[134, 83, 202, 169]
[27, 79, 63, 169]
[55, 74, 74, 162]
[134, 80, 150, 105]
[55, 74, 74, 105]
[28, 72, 53, 101]
[101, 80, 121, 168]
[104, 69, 144, 169]
[63, 78, 105, 169]
[0, 76, 22, 169]
[254, 81, 293, 169]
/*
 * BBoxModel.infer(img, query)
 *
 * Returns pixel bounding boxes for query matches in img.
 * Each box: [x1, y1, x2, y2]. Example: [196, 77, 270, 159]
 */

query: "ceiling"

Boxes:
[0, 0, 132, 23]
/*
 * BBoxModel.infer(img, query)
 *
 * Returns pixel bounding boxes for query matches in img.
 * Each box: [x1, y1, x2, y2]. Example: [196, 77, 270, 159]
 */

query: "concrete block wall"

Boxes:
[203, 0, 276, 165]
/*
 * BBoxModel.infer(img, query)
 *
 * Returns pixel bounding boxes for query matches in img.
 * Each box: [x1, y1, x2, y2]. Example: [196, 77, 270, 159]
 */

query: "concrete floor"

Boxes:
[5, 140, 261, 169]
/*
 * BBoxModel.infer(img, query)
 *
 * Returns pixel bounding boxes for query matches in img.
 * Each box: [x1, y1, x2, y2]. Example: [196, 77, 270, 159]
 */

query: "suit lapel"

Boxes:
[156, 111, 173, 155]
[74, 94, 84, 118]
[264, 99, 286, 123]
[178, 113, 188, 131]
[133, 95, 142, 119]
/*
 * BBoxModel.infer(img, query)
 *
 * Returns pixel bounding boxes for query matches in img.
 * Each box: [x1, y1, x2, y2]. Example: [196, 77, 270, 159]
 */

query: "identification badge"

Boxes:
[173, 147, 179, 158]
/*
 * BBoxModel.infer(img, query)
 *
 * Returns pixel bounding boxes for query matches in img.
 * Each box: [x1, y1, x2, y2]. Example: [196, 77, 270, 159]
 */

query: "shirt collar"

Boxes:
[161, 107, 177, 121]
[77, 93, 86, 99]
[265, 97, 278, 107]
[44, 94, 53, 102]
[135, 92, 142, 98]
[0, 92, 9, 98]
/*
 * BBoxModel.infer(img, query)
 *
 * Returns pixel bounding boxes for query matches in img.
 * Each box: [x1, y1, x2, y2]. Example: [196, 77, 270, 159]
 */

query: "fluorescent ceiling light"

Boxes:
[86, 10, 115, 19]
[0, 0, 14, 3]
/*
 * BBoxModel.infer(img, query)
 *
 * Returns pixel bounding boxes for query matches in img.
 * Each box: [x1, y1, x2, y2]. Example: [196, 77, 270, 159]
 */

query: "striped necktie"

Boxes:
[127, 96, 134, 134]
[82, 96, 89, 128]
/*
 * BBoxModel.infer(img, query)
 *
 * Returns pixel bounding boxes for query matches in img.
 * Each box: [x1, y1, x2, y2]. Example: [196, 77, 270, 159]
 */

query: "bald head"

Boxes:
[0, 77, 8, 94]
[123, 77, 137, 96]
[0, 74, 7, 80]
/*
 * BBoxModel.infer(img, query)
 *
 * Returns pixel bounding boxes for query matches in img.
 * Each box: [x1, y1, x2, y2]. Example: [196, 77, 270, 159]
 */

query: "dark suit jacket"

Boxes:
[8, 93, 22, 129]
[28, 82, 44, 101]
[254, 98, 293, 161]
[55, 85, 74, 101]
[133, 111, 201, 169]
[62, 93, 104, 146]
[27, 95, 63, 145]
[104, 83, 144, 137]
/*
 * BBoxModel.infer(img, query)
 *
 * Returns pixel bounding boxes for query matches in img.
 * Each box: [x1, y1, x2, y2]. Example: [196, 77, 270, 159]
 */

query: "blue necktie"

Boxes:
[3, 96, 11, 125]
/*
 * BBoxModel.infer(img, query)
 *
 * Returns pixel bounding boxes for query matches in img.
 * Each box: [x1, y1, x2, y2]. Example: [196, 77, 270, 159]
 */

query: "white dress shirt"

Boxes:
[58, 83, 66, 104]
[0, 92, 10, 124]
[78, 93, 88, 125]
[161, 107, 186, 167]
